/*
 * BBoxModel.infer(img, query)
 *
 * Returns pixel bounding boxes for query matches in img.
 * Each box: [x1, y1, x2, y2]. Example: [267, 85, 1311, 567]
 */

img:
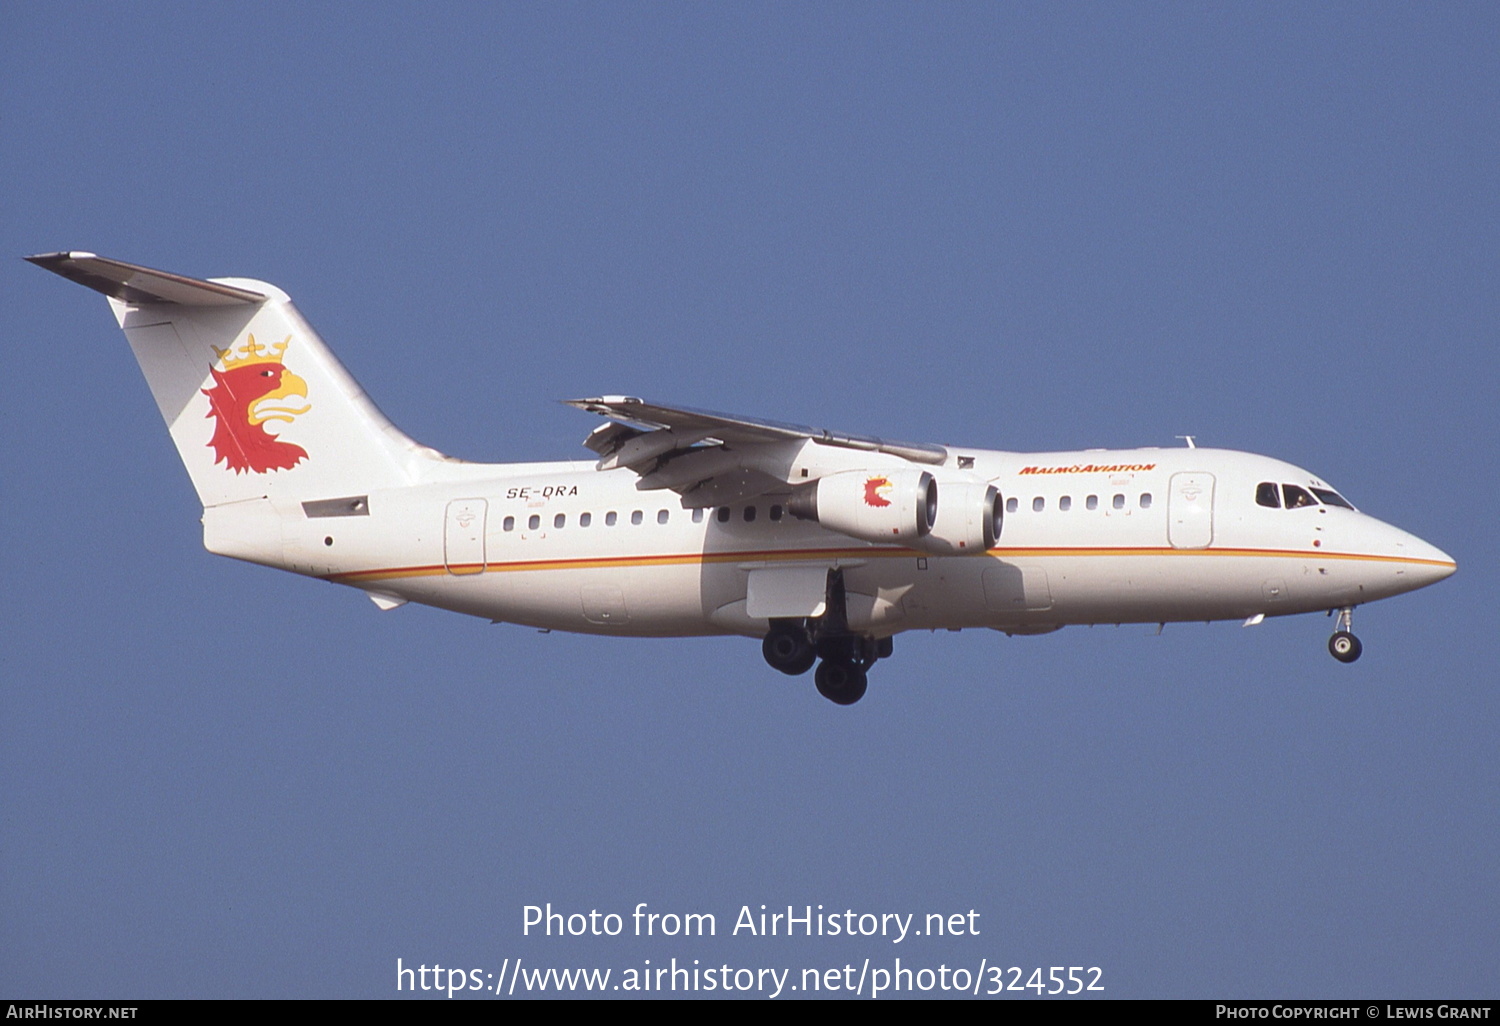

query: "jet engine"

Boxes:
[914, 478, 1003, 554]
[787, 469, 935, 543]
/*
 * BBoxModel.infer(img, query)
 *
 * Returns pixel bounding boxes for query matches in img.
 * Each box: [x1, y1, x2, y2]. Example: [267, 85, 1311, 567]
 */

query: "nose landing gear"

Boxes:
[1328, 606, 1362, 663]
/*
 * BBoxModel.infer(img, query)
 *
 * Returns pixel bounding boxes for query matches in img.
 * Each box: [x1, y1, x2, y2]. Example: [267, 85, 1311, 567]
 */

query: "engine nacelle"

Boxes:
[913, 478, 1002, 555]
[787, 468, 935, 543]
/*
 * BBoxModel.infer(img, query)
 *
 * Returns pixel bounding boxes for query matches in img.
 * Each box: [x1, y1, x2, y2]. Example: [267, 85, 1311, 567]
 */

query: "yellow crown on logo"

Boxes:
[213, 333, 292, 369]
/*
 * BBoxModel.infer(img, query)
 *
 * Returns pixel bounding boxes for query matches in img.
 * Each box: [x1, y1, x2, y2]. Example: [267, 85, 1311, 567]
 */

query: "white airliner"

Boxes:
[29, 252, 1457, 704]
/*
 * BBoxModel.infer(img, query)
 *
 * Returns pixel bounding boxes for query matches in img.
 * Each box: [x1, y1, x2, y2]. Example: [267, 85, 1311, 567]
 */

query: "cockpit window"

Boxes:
[1282, 484, 1317, 509]
[1311, 488, 1355, 510]
[1256, 482, 1281, 508]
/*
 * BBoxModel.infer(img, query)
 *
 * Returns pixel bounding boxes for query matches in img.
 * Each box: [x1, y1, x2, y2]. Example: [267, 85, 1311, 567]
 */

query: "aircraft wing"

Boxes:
[565, 396, 948, 507]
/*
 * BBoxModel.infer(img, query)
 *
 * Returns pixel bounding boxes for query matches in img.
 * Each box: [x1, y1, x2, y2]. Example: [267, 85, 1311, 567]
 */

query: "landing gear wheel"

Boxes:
[1328, 606, 1362, 663]
[1329, 631, 1362, 663]
[814, 660, 868, 705]
[763, 627, 816, 675]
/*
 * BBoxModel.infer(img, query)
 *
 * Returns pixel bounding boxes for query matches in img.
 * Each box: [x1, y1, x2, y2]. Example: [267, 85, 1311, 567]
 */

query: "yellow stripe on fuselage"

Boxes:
[326, 545, 1455, 585]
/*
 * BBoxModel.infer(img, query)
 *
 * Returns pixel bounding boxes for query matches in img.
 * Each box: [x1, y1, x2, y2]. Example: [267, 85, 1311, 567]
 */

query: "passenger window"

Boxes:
[631, 510, 644, 525]
[605, 511, 618, 526]
[1256, 482, 1281, 508]
[1059, 496, 1072, 511]
[770, 504, 783, 521]
[554, 513, 566, 529]
[717, 507, 731, 523]
[744, 506, 756, 523]
[1086, 495, 1098, 511]
[1283, 484, 1317, 509]
[579, 512, 591, 527]
[657, 509, 669, 525]
[1140, 493, 1152, 509]
[1112, 494, 1125, 510]
[692, 508, 704, 523]
[528, 514, 540, 530]
[503, 516, 515, 532]
[1032, 497, 1045, 512]
[1006, 497, 1018, 514]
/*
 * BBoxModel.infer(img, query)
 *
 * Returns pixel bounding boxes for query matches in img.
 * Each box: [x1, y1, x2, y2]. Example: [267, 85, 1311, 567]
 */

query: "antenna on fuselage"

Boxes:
[1176, 435, 1197, 448]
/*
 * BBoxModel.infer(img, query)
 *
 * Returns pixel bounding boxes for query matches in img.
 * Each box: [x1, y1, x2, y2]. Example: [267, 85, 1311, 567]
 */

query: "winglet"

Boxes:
[25, 251, 265, 306]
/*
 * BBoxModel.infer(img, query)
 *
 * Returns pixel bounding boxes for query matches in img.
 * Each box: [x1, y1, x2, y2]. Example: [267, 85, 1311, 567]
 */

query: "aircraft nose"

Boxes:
[1389, 529, 1457, 590]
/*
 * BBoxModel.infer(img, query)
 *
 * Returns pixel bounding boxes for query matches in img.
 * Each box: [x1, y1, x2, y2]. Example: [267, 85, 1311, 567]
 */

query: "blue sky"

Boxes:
[2, 2, 1495, 999]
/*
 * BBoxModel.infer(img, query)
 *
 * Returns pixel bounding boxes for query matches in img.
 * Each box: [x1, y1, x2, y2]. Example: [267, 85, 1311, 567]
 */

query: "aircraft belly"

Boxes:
[895, 558, 992, 630]
[388, 572, 514, 621]
[493, 564, 714, 637]
[982, 564, 1053, 613]
[1035, 552, 1354, 622]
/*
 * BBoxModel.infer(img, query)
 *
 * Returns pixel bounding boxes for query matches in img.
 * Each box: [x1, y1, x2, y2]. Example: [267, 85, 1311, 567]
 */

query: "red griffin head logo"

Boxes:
[863, 476, 893, 508]
[203, 334, 311, 474]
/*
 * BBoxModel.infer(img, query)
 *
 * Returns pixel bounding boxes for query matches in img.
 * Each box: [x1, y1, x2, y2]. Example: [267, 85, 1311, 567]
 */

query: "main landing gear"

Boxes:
[814, 658, 865, 705]
[761, 569, 892, 705]
[813, 634, 893, 705]
[762, 624, 816, 676]
[764, 621, 890, 705]
[1328, 606, 1363, 663]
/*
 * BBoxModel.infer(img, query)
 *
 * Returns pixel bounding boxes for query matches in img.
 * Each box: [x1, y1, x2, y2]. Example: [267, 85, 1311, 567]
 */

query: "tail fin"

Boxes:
[27, 252, 443, 509]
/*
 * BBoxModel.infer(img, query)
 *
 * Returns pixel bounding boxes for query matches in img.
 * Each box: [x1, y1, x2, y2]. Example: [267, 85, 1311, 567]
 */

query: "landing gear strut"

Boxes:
[760, 570, 891, 705]
[1328, 606, 1362, 663]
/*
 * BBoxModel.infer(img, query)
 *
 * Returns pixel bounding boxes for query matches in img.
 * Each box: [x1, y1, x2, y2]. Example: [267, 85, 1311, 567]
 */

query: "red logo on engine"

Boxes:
[863, 476, 893, 507]
[203, 334, 311, 474]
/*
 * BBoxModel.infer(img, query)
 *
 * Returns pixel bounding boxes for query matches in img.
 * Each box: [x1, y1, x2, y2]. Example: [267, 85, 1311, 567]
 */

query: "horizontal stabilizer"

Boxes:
[24, 252, 265, 306]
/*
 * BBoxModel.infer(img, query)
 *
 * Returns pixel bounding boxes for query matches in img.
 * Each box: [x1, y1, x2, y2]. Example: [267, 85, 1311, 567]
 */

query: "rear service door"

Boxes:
[445, 499, 487, 574]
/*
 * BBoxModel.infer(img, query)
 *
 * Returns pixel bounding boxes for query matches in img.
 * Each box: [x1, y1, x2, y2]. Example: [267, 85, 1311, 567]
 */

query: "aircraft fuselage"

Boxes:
[208, 444, 1453, 639]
